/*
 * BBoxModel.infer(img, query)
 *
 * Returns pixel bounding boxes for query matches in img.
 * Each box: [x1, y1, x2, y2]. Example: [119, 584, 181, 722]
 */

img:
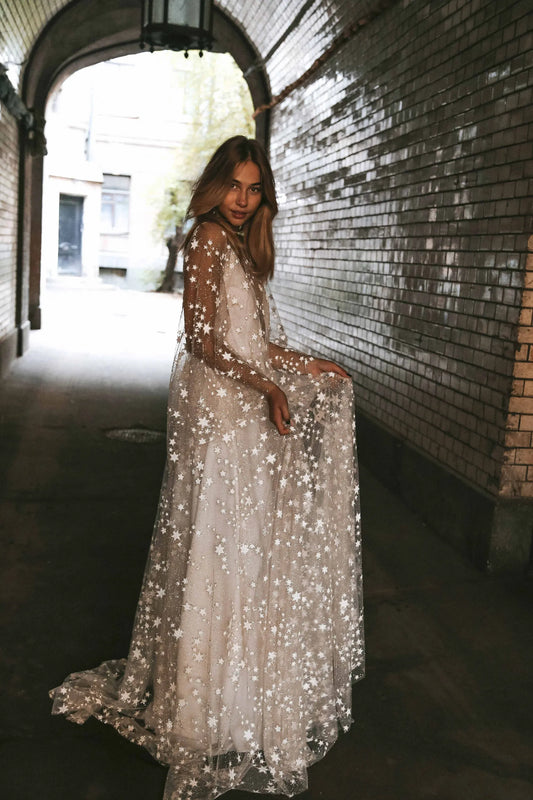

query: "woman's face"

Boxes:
[217, 160, 262, 228]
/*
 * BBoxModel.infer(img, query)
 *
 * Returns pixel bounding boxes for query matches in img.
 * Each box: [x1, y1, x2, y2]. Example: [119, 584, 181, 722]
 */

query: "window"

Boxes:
[100, 174, 130, 235]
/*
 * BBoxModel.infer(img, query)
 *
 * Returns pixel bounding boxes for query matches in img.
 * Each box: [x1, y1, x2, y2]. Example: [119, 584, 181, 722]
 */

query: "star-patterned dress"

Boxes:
[50, 220, 364, 800]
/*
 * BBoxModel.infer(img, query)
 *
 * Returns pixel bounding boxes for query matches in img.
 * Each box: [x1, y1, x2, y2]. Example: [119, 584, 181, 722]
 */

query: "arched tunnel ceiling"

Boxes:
[23, 0, 270, 140]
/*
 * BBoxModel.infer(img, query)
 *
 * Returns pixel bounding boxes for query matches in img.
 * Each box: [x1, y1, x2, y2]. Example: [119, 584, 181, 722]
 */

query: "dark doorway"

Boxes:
[58, 194, 83, 274]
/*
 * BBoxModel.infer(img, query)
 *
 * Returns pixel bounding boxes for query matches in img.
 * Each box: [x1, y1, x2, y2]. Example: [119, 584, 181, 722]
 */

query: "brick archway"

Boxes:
[19, 0, 270, 332]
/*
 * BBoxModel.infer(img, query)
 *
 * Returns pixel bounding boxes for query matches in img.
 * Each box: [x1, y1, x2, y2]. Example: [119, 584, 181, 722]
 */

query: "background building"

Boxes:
[42, 51, 253, 289]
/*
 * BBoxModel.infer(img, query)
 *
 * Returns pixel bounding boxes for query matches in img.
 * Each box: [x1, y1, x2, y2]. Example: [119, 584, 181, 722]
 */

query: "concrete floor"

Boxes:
[1, 285, 532, 800]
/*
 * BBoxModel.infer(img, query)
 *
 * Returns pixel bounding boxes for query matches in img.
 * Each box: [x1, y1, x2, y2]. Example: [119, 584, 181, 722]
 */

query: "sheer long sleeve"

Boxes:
[268, 341, 312, 374]
[183, 221, 274, 395]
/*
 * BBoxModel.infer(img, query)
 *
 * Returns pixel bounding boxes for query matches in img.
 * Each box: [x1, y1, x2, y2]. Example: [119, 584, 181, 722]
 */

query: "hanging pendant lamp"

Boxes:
[140, 0, 214, 54]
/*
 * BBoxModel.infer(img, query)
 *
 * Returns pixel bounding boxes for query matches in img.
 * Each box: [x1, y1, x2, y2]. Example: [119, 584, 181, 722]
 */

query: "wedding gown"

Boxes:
[50, 220, 364, 799]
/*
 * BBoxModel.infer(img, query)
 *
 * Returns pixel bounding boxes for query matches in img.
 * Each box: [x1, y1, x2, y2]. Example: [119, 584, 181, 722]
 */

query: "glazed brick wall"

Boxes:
[0, 0, 67, 91]
[0, 110, 18, 341]
[257, 0, 532, 498]
[222, 0, 371, 92]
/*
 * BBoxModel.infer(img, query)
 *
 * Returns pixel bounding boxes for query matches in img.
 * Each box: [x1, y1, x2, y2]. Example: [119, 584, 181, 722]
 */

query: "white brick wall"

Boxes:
[0, 110, 18, 339]
[258, 0, 532, 497]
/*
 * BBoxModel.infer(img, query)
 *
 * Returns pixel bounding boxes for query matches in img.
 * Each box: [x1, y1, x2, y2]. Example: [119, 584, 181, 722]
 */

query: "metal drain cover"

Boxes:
[105, 428, 165, 444]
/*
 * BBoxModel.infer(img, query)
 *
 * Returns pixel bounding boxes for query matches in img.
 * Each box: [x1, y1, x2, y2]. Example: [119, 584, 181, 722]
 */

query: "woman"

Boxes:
[51, 136, 364, 800]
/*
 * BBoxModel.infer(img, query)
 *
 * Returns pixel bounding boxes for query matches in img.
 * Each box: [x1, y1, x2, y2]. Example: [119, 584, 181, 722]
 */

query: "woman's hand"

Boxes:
[265, 384, 292, 435]
[306, 358, 350, 379]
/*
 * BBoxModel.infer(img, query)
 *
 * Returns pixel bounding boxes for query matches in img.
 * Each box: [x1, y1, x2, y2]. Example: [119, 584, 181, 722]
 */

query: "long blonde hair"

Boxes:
[185, 136, 278, 280]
